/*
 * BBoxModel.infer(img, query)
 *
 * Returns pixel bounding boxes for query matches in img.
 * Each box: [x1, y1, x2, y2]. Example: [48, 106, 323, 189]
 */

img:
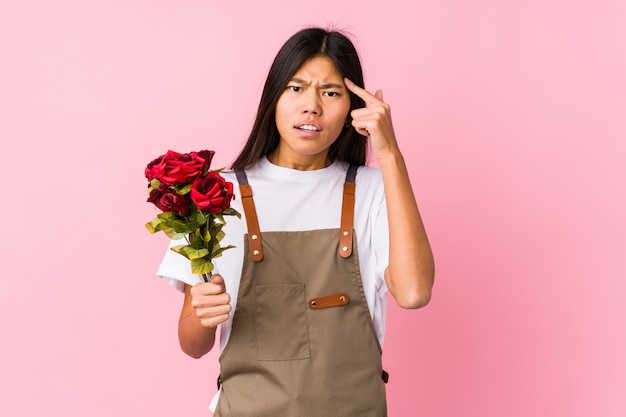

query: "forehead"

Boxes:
[291, 55, 342, 81]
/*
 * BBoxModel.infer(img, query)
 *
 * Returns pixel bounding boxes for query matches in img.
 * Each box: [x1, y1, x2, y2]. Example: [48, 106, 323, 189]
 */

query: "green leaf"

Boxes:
[148, 179, 162, 192]
[167, 219, 197, 235]
[188, 210, 208, 226]
[188, 230, 203, 248]
[210, 245, 236, 258]
[156, 211, 203, 235]
[156, 211, 175, 221]
[170, 245, 191, 259]
[146, 212, 192, 239]
[181, 246, 209, 260]
[175, 183, 192, 195]
[145, 217, 163, 234]
[191, 258, 214, 275]
[209, 221, 224, 235]
[222, 207, 241, 218]
[161, 227, 187, 240]
[202, 226, 212, 242]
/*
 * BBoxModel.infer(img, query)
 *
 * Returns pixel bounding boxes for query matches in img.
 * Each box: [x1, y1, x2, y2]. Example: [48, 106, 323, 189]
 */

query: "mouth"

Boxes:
[295, 122, 322, 132]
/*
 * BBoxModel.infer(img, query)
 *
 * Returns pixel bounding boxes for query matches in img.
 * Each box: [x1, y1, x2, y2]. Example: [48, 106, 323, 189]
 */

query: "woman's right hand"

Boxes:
[188, 274, 232, 328]
[179, 275, 231, 357]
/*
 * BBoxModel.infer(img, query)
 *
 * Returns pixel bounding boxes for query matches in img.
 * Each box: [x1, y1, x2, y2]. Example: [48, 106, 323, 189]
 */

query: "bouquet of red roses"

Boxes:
[145, 150, 240, 282]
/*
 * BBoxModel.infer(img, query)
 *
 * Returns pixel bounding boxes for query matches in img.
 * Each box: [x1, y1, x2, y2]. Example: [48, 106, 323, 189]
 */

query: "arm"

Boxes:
[178, 275, 232, 358]
[346, 78, 435, 309]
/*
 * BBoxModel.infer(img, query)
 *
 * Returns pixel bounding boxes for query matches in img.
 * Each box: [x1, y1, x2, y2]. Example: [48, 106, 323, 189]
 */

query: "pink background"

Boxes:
[1, 1, 625, 416]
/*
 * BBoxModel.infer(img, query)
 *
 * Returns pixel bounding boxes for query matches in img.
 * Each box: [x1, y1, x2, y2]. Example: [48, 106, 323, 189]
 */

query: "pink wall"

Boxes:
[1, 1, 625, 416]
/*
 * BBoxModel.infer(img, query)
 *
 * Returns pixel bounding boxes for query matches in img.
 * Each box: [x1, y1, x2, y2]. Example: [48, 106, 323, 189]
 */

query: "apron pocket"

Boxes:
[255, 283, 311, 361]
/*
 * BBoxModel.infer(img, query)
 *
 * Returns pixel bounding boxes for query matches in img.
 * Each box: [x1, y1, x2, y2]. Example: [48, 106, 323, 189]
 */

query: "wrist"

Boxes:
[376, 148, 404, 170]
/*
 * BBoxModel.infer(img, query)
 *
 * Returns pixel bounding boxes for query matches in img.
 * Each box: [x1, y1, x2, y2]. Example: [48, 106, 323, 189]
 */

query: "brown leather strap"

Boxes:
[236, 171, 263, 262]
[237, 165, 357, 262]
[339, 165, 358, 258]
[308, 293, 350, 310]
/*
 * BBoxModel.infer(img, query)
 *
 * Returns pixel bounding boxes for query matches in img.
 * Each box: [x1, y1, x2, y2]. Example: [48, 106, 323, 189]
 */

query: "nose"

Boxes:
[301, 90, 322, 115]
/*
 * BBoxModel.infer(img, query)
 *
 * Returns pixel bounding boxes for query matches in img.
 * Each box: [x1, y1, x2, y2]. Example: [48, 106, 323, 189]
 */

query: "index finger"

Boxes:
[344, 77, 381, 106]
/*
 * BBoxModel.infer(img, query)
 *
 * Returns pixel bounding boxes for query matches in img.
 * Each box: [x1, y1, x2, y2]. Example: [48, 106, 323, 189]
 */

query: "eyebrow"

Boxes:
[290, 77, 345, 89]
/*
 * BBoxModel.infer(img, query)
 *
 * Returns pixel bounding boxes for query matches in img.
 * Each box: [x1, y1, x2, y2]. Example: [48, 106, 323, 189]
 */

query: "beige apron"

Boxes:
[214, 166, 387, 416]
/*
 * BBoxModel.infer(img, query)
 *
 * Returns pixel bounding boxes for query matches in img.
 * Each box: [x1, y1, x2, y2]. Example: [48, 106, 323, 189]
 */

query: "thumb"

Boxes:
[209, 274, 227, 291]
[375, 90, 383, 101]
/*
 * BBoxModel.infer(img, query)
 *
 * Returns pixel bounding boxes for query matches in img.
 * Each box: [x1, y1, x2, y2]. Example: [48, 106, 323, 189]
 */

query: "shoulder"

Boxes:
[354, 165, 385, 203]
[355, 165, 383, 184]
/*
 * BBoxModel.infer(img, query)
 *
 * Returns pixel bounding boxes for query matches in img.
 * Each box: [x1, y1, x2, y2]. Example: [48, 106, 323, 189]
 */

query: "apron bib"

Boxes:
[214, 166, 387, 417]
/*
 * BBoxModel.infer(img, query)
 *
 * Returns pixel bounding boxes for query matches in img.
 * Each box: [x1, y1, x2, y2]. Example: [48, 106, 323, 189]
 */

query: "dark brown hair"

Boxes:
[231, 27, 367, 170]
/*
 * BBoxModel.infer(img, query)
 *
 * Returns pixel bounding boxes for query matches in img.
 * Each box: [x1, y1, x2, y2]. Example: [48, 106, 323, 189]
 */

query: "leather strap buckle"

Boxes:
[308, 293, 350, 310]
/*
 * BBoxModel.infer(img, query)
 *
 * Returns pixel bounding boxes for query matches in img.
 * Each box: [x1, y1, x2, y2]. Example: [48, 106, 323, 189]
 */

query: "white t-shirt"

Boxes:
[157, 157, 390, 348]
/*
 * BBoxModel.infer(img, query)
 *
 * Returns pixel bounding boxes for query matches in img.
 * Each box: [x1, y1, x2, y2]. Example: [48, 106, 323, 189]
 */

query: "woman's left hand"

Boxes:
[344, 78, 399, 162]
[345, 78, 434, 309]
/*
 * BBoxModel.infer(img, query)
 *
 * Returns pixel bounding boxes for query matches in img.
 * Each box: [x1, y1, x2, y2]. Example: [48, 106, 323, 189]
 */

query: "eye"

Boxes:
[288, 85, 302, 92]
[323, 91, 340, 97]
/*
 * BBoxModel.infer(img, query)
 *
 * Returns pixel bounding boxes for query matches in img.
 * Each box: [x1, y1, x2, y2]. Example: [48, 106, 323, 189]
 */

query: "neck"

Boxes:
[268, 148, 332, 171]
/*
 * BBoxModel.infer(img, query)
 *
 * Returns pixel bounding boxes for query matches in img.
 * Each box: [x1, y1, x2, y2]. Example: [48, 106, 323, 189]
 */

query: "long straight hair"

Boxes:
[231, 28, 367, 171]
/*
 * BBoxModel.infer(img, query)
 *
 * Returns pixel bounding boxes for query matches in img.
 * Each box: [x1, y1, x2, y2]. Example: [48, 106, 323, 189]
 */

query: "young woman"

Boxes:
[157, 27, 434, 416]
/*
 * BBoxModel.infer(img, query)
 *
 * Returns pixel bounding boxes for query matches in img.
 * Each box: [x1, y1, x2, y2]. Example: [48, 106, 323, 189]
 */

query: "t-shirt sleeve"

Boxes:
[156, 238, 205, 292]
[373, 190, 390, 293]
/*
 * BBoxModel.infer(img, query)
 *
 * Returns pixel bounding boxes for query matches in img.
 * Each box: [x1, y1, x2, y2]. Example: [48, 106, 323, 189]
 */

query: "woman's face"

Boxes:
[272, 55, 351, 169]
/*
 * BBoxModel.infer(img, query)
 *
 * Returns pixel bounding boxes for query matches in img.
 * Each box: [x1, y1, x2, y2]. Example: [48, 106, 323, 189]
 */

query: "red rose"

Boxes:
[195, 150, 215, 170]
[147, 184, 190, 214]
[190, 171, 235, 213]
[145, 150, 206, 186]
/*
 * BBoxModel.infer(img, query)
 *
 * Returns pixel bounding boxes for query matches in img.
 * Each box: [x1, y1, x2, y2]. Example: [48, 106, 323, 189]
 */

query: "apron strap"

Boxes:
[235, 170, 264, 262]
[339, 164, 358, 258]
[236, 164, 358, 262]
